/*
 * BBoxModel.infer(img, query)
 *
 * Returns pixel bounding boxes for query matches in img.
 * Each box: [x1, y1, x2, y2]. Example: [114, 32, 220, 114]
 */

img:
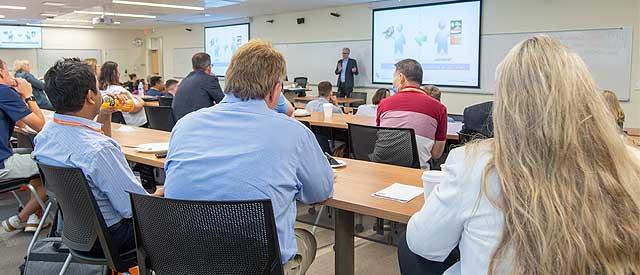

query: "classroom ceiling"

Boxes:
[0, 0, 377, 29]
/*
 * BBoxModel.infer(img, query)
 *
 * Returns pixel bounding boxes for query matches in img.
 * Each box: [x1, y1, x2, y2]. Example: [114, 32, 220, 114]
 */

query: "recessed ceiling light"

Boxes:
[0, 5, 27, 10]
[74, 10, 156, 19]
[0, 15, 4, 19]
[27, 23, 94, 29]
[42, 2, 65, 6]
[40, 13, 58, 17]
[114, 21, 121, 24]
[112, 0, 204, 11]
[46, 18, 91, 23]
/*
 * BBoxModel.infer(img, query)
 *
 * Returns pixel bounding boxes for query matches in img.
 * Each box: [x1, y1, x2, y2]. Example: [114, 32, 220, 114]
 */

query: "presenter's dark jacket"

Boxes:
[334, 58, 358, 88]
[172, 70, 224, 121]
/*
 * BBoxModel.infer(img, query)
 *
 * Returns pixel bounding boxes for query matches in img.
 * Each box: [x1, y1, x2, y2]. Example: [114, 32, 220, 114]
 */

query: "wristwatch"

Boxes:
[24, 96, 36, 104]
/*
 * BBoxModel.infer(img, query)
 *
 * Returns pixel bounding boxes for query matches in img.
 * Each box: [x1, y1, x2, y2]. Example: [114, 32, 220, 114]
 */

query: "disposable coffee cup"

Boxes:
[323, 103, 333, 120]
[421, 170, 446, 200]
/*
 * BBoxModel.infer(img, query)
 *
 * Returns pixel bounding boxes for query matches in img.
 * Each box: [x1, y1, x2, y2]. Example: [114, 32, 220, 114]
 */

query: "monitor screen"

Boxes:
[372, 0, 481, 87]
[0, 25, 42, 49]
[204, 23, 250, 76]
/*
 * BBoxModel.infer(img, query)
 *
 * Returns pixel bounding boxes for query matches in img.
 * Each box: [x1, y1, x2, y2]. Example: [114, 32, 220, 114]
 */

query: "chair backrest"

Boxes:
[457, 131, 489, 145]
[111, 111, 127, 125]
[348, 123, 420, 168]
[36, 162, 129, 271]
[129, 193, 284, 275]
[13, 131, 36, 149]
[158, 96, 173, 107]
[144, 106, 175, 132]
[293, 77, 308, 88]
[350, 92, 367, 108]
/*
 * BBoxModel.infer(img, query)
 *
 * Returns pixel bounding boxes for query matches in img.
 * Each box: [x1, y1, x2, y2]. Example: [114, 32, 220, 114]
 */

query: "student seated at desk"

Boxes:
[145, 76, 164, 97]
[0, 58, 49, 235]
[164, 79, 179, 97]
[34, 58, 163, 254]
[421, 85, 441, 102]
[305, 81, 342, 114]
[164, 40, 333, 275]
[602, 89, 625, 129]
[99, 61, 147, 127]
[355, 88, 390, 117]
[376, 59, 448, 169]
[399, 36, 640, 275]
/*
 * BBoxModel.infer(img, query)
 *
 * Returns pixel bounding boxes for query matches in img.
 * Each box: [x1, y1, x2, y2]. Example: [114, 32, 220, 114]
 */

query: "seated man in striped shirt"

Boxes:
[33, 58, 163, 254]
[376, 59, 448, 169]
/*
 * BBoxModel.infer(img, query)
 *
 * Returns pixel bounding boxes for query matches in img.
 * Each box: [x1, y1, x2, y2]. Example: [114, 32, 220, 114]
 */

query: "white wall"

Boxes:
[155, 0, 640, 127]
[0, 27, 146, 80]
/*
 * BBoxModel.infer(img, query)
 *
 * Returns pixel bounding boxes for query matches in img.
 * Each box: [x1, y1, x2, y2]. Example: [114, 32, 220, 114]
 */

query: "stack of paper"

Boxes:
[372, 183, 423, 203]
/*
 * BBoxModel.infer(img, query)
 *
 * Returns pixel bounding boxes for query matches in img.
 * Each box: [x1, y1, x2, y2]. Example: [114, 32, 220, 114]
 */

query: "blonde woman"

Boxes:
[399, 36, 640, 275]
[602, 90, 625, 129]
[14, 59, 53, 109]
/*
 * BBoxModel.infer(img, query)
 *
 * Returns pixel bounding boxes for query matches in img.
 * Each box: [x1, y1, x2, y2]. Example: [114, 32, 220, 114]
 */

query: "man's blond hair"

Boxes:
[225, 39, 286, 100]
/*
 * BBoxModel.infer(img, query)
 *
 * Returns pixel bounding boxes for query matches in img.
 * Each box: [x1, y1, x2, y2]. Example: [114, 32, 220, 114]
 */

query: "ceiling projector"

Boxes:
[92, 16, 115, 25]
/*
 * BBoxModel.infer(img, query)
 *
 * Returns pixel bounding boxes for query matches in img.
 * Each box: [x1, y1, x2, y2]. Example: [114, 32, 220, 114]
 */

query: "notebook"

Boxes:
[372, 183, 423, 203]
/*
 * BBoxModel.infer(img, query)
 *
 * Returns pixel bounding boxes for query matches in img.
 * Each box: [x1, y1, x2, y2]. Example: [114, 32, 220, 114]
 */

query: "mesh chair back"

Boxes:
[13, 131, 36, 149]
[129, 193, 284, 275]
[111, 111, 127, 124]
[348, 123, 420, 168]
[158, 96, 173, 107]
[350, 92, 367, 108]
[457, 131, 489, 145]
[293, 77, 308, 88]
[144, 106, 175, 132]
[37, 162, 132, 271]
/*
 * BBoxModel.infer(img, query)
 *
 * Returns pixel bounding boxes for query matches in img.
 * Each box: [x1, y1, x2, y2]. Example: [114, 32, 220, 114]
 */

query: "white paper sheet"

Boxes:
[372, 183, 423, 203]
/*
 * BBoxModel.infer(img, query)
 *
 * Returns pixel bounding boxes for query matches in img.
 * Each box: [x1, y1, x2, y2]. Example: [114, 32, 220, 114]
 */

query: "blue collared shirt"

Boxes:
[340, 58, 349, 83]
[164, 92, 334, 263]
[33, 114, 147, 227]
[305, 97, 342, 114]
[275, 94, 290, 114]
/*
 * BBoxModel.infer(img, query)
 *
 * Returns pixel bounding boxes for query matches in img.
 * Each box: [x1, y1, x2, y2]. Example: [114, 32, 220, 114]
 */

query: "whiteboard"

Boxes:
[104, 49, 131, 83]
[275, 40, 373, 87]
[172, 47, 203, 78]
[37, 49, 101, 77]
[479, 27, 633, 100]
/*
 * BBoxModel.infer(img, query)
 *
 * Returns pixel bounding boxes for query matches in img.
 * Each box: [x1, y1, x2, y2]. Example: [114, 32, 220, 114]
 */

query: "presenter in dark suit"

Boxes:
[334, 48, 358, 98]
[172, 52, 224, 121]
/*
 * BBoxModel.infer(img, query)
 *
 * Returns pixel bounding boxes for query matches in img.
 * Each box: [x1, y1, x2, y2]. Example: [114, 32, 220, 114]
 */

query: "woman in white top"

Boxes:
[400, 36, 640, 275]
[98, 61, 147, 126]
[355, 88, 390, 117]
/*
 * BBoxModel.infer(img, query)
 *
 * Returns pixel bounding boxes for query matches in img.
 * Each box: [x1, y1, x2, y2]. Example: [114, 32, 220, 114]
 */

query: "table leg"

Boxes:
[335, 209, 354, 275]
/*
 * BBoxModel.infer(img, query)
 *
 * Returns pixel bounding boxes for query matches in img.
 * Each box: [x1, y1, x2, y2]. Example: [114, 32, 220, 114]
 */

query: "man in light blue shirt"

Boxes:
[305, 81, 342, 114]
[33, 58, 160, 255]
[164, 40, 333, 274]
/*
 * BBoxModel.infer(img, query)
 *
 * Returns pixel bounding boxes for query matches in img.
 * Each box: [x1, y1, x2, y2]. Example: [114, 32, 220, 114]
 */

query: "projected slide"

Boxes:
[0, 26, 42, 49]
[204, 23, 249, 76]
[373, 1, 481, 87]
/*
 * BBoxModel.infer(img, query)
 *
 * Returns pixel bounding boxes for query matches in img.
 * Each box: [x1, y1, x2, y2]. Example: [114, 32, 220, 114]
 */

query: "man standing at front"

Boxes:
[334, 47, 358, 98]
[164, 40, 334, 275]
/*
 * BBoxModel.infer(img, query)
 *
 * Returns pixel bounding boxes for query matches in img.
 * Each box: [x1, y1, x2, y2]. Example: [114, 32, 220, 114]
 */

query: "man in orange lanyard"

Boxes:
[33, 58, 163, 256]
[0, 58, 49, 236]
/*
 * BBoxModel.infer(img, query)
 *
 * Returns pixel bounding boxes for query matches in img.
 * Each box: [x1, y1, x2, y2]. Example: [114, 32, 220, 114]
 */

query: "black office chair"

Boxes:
[293, 77, 308, 88]
[111, 111, 127, 125]
[348, 123, 420, 169]
[129, 193, 283, 275]
[36, 162, 137, 275]
[158, 96, 173, 107]
[457, 131, 489, 145]
[144, 106, 175, 132]
[349, 92, 367, 108]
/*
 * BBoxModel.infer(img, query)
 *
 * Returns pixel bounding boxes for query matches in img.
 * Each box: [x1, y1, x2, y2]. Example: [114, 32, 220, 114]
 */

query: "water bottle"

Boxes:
[138, 82, 144, 97]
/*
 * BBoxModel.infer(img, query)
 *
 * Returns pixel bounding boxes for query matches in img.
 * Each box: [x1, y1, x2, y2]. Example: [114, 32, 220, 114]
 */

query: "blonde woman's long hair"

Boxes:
[484, 35, 640, 274]
[13, 59, 29, 73]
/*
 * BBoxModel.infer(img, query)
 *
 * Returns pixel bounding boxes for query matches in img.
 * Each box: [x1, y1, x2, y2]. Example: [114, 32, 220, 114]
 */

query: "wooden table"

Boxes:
[294, 96, 365, 107]
[296, 112, 461, 141]
[143, 101, 159, 107]
[625, 128, 640, 137]
[29, 110, 425, 275]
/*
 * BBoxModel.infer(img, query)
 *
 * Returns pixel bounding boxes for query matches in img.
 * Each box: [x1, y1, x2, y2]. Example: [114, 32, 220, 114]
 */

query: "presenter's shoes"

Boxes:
[24, 214, 50, 233]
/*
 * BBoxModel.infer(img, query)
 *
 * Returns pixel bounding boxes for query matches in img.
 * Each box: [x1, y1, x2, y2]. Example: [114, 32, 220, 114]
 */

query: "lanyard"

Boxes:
[53, 117, 104, 134]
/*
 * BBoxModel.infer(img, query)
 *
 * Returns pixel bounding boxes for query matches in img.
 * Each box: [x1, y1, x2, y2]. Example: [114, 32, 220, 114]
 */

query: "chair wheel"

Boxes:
[355, 224, 364, 233]
[308, 207, 317, 215]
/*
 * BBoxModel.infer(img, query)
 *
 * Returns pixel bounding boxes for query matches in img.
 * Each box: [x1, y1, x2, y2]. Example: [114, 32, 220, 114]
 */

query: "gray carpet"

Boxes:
[0, 190, 400, 275]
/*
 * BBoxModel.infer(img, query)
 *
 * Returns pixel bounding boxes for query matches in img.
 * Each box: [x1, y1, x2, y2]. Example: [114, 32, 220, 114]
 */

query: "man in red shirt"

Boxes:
[376, 59, 448, 169]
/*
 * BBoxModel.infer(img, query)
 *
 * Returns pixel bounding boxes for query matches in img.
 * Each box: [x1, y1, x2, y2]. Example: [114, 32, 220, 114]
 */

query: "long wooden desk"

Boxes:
[625, 128, 640, 137]
[296, 112, 461, 141]
[294, 96, 365, 107]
